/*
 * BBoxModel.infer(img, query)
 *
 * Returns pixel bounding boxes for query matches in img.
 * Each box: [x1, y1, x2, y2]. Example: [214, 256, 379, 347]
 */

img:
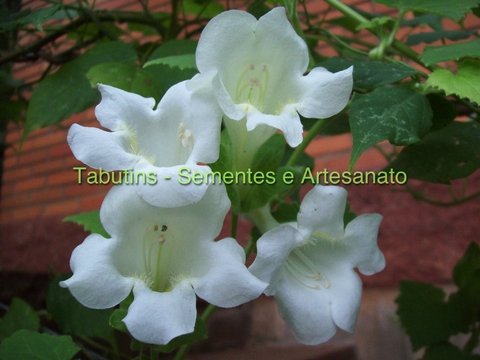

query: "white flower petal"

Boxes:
[133, 163, 211, 208]
[193, 238, 266, 307]
[275, 271, 337, 345]
[196, 10, 257, 75]
[100, 182, 229, 243]
[95, 84, 156, 131]
[329, 270, 362, 332]
[67, 124, 139, 171]
[123, 281, 196, 345]
[211, 73, 246, 120]
[60, 234, 134, 309]
[344, 214, 385, 275]
[254, 7, 309, 76]
[297, 185, 347, 239]
[157, 81, 222, 164]
[246, 104, 303, 147]
[297, 66, 353, 119]
[249, 224, 299, 286]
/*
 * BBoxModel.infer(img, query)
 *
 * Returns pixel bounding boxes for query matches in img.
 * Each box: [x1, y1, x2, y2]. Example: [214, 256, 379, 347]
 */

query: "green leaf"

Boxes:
[272, 202, 300, 223]
[109, 308, 128, 333]
[145, 40, 198, 99]
[143, 54, 196, 70]
[407, 30, 473, 46]
[349, 86, 432, 167]
[375, 0, 480, 21]
[25, 41, 137, 136]
[0, 330, 80, 360]
[63, 210, 109, 238]
[240, 135, 301, 212]
[87, 61, 138, 90]
[420, 39, 480, 66]
[396, 281, 464, 350]
[46, 275, 115, 341]
[210, 130, 241, 212]
[427, 59, 480, 104]
[108, 293, 133, 333]
[389, 122, 480, 183]
[453, 243, 480, 307]
[401, 14, 443, 30]
[182, 0, 225, 17]
[319, 58, 416, 89]
[423, 343, 480, 360]
[148, 39, 197, 59]
[0, 299, 39, 341]
[427, 94, 456, 131]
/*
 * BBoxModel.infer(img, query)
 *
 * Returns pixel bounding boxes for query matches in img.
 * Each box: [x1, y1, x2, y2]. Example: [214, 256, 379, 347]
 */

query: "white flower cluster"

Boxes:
[63, 7, 384, 346]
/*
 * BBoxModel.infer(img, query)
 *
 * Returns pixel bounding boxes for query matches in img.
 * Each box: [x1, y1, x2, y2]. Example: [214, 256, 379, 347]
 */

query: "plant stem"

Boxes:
[324, 0, 423, 65]
[286, 118, 326, 167]
[324, 0, 369, 25]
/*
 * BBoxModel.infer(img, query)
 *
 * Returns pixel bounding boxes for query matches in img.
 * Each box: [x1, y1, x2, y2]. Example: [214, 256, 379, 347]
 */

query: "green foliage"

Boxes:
[63, 210, 109, 238]
[396, 282, 468, 350]
[46, 275, 115, 341]
[427, 94, 456, 131]
[420, 39, 480, 66]
[182, 0, 224, 17]
[0, 330, 80, 360]
[143, 54, 196, 70]
[241, 134, 286, 211]
[349, 86, 432, 167]
[427, 59, 480, 104]
[396, 243, 480, 357]
[389, 122, 480, 183]
[375, 0, 479, 21]
[423, 343, 480, 360]
[319, 58, 416, 89]
[0, 298, 39, 341]
[453, 243, 480, 309]
[24, 41, 137, 136]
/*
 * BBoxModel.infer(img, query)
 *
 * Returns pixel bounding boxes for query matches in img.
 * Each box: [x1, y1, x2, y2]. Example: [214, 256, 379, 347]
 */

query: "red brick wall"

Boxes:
[1, 1, 479, 286]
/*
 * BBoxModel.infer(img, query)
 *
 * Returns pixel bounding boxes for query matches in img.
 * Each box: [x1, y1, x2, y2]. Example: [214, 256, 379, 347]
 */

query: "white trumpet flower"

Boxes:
[249, 185, 385, 344]
[68, 81, 222, 207]
[192, 7, 353, 147]
[61, 184, 266, 345]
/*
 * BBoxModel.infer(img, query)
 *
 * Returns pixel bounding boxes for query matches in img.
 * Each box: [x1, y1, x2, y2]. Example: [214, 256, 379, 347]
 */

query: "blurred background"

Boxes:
[1, 0, 479, 359]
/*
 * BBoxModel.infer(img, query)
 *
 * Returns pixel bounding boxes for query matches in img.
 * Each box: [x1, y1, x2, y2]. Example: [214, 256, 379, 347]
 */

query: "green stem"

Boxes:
[324, 0, 369, 25]
[324, 0, 423, 64]
[286, 118, 327, 167]
[247, 205, 279, 234]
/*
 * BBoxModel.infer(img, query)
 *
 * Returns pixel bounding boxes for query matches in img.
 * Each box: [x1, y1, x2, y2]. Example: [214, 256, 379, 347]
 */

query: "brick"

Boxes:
[28, 158, 67, 177]
[63, 183, 105, 197]
[3, 156, 18, 169]
[22, 130, 67, 152]
[2, 167, 31, 183]
[17, 149, 50, 166]
[13, 206, 44, 221]
[14, 176, 46, 192]
[49, 143, 73, 158]
[47, 170, 78, 186]
[79, 193, 107, 211]
[44, 199, 80, 217]
[306, 134, 352, 157]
